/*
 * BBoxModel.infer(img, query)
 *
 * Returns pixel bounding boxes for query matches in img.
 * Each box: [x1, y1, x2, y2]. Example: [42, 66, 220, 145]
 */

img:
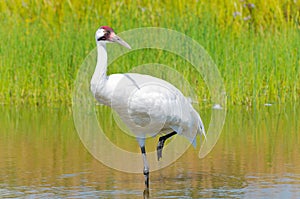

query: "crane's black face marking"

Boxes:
[97, 30, 111, 41]
[97, 36, 106, 41]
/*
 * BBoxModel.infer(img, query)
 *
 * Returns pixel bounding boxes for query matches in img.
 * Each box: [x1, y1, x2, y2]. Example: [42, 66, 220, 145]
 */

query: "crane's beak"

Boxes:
[110, 34, 131, 49]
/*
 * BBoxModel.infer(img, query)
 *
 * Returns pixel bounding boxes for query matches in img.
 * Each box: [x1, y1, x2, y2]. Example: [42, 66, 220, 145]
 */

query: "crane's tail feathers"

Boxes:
[191, 111, 206, 147]
[197, 113, 207, 141]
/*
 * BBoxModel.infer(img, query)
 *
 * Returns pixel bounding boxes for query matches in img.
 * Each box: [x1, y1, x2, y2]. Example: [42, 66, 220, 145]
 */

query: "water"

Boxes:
[0, 105, 299, 198]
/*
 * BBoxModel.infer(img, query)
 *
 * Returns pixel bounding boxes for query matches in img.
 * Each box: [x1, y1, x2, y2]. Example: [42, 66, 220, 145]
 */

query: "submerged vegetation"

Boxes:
[0, 0, 299, 107]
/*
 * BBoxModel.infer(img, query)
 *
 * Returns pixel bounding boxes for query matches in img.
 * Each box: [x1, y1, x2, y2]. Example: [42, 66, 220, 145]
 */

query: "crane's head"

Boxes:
[95, 26, 131, 49]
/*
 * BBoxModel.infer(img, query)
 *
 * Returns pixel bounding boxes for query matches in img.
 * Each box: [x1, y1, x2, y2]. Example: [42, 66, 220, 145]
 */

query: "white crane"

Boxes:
[91, 26, 206, 189]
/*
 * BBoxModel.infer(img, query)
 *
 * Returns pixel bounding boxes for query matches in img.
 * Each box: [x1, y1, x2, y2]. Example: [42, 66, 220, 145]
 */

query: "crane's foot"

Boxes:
[157, 132, 177, 161]
[157, 138, 165, 161]
[143, 170, 149, 199]
[144, 169, 149, 188]
[143, 188, 149, 199]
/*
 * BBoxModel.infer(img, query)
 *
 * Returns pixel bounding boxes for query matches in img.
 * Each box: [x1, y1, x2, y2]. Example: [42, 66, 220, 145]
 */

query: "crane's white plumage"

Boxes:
[94, 72, 205, 141]
[90, 26, 205, 189]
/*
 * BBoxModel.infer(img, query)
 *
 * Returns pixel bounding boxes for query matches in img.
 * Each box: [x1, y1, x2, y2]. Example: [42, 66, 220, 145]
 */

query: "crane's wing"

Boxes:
[102, 73, 204, 141]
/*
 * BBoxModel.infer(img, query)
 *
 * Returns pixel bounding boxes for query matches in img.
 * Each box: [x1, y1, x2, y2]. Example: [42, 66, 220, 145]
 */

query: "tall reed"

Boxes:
[0, 0, 299, 107]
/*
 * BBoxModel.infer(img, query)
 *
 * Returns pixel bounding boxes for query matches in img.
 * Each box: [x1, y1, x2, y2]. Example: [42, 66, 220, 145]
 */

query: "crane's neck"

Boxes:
[91, 42, 108, 94]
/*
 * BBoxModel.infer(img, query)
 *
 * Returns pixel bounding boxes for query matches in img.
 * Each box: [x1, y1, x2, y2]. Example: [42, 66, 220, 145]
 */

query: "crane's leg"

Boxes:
[137, 138, 150, 189]
[141, 146, 149, 188]
[157, 131, 177, 161]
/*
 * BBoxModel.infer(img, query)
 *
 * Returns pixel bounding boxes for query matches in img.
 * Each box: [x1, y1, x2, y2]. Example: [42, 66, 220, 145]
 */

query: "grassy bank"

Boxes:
[0, 0, 299, 107]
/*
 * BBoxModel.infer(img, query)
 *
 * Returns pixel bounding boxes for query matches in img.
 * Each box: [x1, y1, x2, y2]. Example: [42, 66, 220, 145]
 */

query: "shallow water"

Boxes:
[0, 105, 299, 198]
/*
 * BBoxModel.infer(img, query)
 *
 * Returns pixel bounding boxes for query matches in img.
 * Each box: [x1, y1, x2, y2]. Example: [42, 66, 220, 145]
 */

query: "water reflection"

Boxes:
[0, 104, 299, 198]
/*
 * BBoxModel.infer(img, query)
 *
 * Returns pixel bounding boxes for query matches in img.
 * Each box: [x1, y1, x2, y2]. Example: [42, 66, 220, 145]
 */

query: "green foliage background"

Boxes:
[0, 0, 299, 107]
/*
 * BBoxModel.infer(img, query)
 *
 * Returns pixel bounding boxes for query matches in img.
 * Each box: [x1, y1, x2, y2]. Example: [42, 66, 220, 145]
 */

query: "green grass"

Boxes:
[0, 0, 299, 107]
